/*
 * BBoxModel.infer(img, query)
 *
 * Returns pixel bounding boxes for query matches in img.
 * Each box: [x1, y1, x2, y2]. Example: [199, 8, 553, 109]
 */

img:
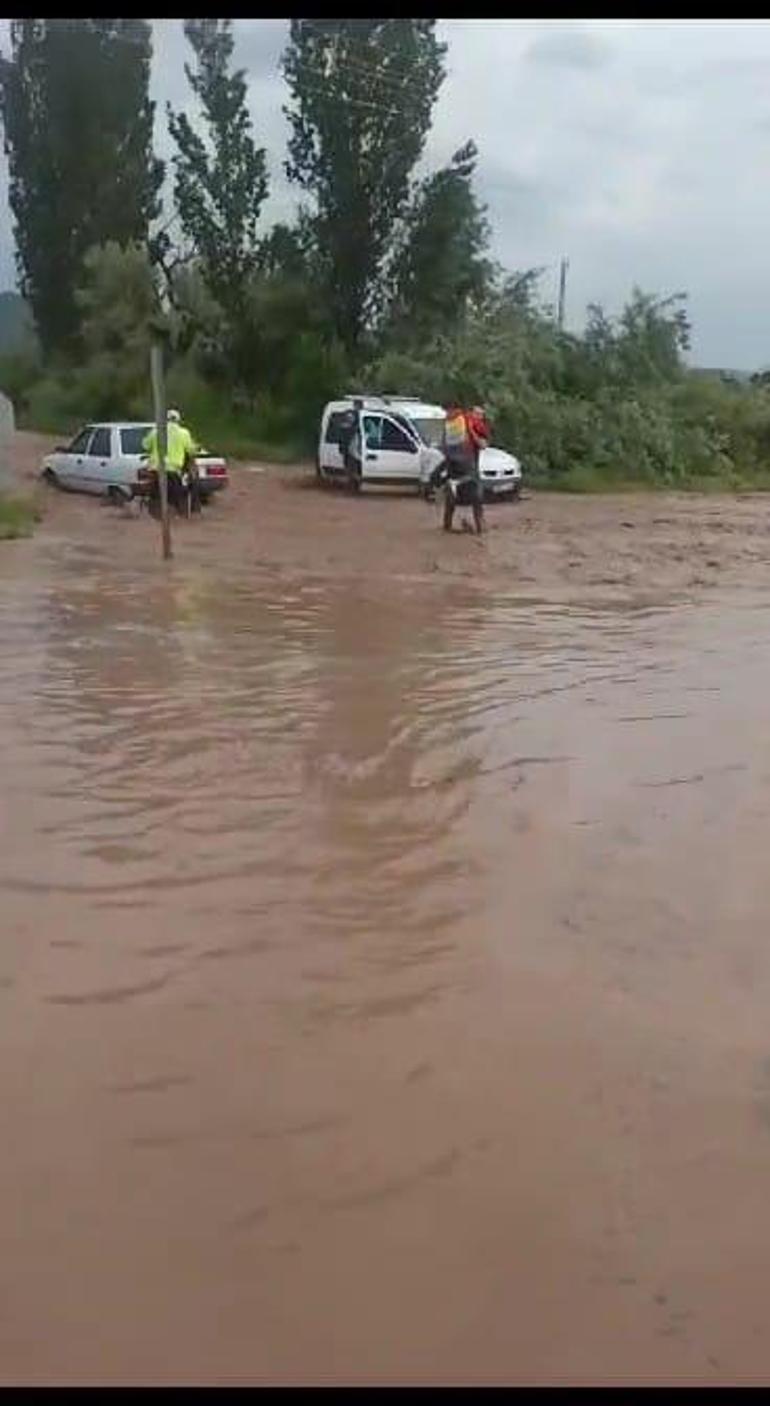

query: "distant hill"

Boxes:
[0, 292, 36, 356]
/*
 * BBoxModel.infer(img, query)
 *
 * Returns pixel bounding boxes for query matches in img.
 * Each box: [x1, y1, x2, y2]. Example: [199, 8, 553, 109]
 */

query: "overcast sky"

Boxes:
[0, 18, 768, 368]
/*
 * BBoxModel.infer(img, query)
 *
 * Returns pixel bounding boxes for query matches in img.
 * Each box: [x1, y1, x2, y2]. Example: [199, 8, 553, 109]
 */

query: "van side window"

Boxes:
[381, 418, 417, 453]
[363, 415, 383, 449]
[325, 412, 350, 444]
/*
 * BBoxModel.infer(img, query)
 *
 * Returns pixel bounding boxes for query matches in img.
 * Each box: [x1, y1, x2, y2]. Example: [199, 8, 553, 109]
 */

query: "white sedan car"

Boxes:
[478, 445, 523, 498]
[41, 421, 229, 502]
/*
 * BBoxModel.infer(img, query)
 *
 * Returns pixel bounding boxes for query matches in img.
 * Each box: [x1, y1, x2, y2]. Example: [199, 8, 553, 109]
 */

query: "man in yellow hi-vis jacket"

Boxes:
[143, 409, 199, 515]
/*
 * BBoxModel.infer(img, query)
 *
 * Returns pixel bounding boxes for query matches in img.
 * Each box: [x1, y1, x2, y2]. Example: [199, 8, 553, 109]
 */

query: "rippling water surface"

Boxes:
[3, 544, 770, 1383]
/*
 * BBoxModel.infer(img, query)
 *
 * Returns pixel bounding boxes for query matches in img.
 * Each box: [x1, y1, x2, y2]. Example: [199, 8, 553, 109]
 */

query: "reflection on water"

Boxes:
[3, 549, 770, 1382]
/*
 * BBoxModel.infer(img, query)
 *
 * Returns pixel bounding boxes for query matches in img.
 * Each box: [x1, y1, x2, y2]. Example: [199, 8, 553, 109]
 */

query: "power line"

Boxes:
[289, 81, 408, 121]
[293, 20, 424, 99]
[321, 51, 416, 98]
[287, 52, 419, 105]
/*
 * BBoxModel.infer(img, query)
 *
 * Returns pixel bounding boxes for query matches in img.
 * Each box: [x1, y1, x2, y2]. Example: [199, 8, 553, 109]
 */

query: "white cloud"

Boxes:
[525, 25, 613, 71]
[0, 18, 768, 367]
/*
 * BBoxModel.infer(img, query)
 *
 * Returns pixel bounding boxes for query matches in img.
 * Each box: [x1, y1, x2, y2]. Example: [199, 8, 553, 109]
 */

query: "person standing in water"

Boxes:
[440, 402, 489, 534]
[143, 408, 199, 516]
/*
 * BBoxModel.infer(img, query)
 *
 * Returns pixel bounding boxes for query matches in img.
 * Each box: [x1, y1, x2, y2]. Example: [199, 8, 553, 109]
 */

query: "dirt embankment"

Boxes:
[9, 430, 770, 602]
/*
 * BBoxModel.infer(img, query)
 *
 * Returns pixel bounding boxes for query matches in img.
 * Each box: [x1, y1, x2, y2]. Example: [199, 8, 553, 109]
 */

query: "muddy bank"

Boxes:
[4, 431, 770, 1384]
[9, 431, 770, 604]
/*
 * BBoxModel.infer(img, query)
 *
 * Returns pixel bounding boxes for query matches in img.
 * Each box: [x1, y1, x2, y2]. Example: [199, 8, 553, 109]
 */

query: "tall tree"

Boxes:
[282, 19, 446, 352]
[72, 240, 161, 415]
[385, 140, 492, 345]
[167, 19, 269, 330]
[0, 19, 163, 357]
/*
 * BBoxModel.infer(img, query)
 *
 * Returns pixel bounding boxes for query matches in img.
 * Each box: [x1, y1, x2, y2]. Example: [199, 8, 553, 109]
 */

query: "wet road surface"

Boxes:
[3, 504, 770, 1383]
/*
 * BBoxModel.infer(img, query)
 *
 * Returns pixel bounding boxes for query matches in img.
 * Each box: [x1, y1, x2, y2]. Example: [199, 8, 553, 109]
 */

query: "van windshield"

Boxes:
[411, 417, 445, 448]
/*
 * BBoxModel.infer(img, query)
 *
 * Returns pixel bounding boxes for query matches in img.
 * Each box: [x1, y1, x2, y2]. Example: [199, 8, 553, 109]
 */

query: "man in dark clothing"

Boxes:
[440, 403, 488, 534]
[338, 400, 363, 493]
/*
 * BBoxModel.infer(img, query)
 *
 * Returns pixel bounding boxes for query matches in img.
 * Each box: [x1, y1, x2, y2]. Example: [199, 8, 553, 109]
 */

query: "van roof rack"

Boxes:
[341, 392, 428, 405]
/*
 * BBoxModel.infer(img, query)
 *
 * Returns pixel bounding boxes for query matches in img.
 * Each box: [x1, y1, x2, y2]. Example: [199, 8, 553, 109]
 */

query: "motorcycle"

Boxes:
[145, 462, 202, 519]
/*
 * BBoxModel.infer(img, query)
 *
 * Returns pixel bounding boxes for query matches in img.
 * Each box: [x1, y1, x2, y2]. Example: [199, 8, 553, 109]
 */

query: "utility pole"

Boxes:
[557, 257, 569, 332]
[150, 335, 172, 561]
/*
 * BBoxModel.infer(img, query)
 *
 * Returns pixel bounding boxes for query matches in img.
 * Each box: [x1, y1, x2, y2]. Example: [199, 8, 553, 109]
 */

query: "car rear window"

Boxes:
[121, 426, 152, 455]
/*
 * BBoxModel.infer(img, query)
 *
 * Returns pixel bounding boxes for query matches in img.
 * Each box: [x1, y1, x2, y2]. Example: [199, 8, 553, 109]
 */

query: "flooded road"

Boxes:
[4, 509, 770, 1383]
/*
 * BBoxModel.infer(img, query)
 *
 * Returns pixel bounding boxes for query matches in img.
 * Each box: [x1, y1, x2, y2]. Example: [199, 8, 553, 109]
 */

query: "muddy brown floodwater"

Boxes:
[5, 433, 770, 1384]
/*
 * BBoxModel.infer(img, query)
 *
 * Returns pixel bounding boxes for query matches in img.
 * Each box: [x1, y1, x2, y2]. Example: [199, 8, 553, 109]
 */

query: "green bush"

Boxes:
[0, 347, 43, 417]
[14, 245, 770, 487]
[0, 491, 40, 539]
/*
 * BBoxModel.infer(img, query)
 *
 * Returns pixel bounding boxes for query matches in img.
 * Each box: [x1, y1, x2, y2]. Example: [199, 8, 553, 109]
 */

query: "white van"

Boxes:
[317, 395, 522, 498]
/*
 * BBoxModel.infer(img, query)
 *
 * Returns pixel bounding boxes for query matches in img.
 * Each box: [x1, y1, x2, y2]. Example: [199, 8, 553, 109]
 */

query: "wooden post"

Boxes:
[150, 338, 172, 560]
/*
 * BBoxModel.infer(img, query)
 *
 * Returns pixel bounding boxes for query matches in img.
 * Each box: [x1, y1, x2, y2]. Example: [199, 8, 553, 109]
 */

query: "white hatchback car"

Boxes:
[317, 396, 523, 498]
[41, 421, 229, 502]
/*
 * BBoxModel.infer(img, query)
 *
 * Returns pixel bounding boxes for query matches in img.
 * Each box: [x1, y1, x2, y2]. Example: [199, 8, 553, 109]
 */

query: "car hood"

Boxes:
[479, 445, 521, 473]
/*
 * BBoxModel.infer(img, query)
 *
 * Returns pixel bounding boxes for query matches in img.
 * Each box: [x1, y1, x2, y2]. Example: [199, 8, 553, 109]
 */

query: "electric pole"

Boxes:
[149, 331, 172, 561]
[557, 257, 569, 332]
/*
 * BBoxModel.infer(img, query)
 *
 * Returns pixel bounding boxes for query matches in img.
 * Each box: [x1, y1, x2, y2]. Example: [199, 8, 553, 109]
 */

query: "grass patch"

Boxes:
[0, 490, 41, 540]
[544, 464, 769, 496]
[214, 433, 307, 465]
[547, 466, 657, 495]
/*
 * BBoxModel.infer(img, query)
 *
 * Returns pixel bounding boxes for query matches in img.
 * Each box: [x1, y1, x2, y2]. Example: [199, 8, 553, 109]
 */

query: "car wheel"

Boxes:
[42, 467, 60, 489]
[511, 483, 522, 501]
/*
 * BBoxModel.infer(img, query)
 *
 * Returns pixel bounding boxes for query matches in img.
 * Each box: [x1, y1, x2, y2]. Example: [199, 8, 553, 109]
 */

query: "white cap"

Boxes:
[167, 408, 181, 423]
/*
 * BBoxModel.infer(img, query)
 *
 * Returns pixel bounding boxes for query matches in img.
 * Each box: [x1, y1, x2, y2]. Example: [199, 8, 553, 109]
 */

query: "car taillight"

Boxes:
[208, 463, 226, 477]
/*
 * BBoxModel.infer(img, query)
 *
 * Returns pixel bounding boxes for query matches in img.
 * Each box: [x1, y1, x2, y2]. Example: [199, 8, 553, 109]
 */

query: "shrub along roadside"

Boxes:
[0, 490, 40, 539]
[2, 270, 770, 489]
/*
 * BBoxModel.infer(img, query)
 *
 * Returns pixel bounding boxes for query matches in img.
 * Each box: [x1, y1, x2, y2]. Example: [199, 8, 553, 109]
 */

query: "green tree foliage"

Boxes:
[6, 18, 770, 489]
[76, 241, 160, 394]
[385, 141, 493, 345]
[282, 19, 446, 351]
[0, 19, 162, 357]
[167, 19, 269, 335]
[363, 275, 767, 489]
[22, 242, 161, 424]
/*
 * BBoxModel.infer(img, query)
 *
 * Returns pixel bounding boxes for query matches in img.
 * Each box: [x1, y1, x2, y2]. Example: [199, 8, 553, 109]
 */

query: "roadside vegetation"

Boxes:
[0, 490, 39, 539]
[1, 19, 769, 487]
